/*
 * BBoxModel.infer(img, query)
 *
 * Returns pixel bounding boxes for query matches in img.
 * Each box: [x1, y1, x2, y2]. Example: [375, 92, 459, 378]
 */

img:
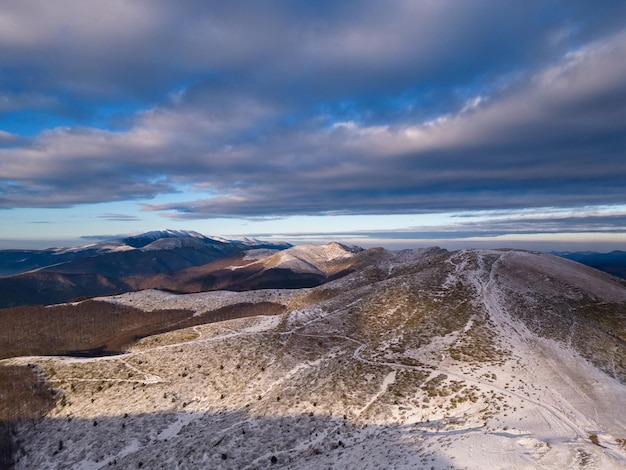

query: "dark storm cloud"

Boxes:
[1, 1, 626, 217]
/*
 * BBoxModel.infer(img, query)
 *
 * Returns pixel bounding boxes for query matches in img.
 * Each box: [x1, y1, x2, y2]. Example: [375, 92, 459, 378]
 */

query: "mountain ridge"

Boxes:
[1, 245, 625, 468]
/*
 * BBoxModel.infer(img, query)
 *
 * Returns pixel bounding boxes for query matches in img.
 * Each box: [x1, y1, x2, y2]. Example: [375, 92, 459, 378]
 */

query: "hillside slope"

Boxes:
[127, 242, 363, 293]
[3, 248, 626, 469]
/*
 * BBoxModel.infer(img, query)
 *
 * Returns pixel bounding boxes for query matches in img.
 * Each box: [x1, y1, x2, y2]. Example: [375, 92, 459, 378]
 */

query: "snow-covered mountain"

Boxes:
[0, 231, 293, 308]
[118, 229, 232, 249]
[1, 247, 625, 469]
[0, 230, 292, 278]
[258, 242, 363, 274]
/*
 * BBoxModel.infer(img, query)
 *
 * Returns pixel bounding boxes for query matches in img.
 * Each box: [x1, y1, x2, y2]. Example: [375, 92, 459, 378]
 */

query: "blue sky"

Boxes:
[1, 1, 626, 251]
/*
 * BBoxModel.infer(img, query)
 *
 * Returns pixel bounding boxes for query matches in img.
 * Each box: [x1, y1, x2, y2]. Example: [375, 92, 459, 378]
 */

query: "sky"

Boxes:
[1, 0, 626, 251]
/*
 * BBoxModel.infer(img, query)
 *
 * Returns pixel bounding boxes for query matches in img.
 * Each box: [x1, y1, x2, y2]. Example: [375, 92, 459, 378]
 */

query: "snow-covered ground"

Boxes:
[94, 288, 301, 314]
[5, 248, 626, 469]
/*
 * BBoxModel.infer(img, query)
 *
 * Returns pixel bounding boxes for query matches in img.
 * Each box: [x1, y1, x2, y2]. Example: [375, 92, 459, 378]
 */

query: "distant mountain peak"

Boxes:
[120, 229, 226, 248]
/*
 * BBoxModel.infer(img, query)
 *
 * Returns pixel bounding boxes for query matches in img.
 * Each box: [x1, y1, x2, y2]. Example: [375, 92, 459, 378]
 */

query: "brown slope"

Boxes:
[125, 255, 330, 292]
[0, 299, 286, 360]
[0, 271, 131, 309]
[125, 243, 362, 293]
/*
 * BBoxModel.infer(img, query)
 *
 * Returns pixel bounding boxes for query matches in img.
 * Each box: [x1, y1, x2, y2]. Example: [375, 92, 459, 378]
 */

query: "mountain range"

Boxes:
[1, 232, 623, 311]
[0, 233, 625, 469]
[0, 230, 295, 308]
[0, 230, 293, 277]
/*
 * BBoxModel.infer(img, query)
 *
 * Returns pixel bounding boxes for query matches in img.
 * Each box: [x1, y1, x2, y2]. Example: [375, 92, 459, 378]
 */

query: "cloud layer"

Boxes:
[1, 1, 625, 221]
